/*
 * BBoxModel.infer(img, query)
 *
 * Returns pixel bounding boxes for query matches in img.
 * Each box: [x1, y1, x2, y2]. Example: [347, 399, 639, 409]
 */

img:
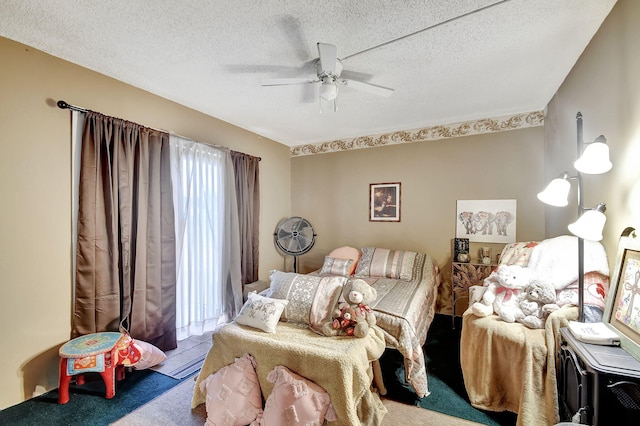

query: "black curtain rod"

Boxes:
[57, 100, 89, 113]
[57, 100, 261, 161]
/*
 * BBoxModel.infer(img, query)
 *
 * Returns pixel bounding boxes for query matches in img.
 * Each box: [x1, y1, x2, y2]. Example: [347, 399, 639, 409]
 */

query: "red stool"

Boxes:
[58, 332, 141, 404]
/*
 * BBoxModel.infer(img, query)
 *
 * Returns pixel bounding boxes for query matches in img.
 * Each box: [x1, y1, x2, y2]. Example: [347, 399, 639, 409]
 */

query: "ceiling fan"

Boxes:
[261, 42, 394, 112]
[259, 1, 511, 112]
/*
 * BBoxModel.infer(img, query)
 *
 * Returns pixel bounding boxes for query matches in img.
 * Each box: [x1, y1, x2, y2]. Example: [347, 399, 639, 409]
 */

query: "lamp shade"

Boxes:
[537, 177, 571, 207]
[568, 203, 607, 241]
[574, 137, 612, 174]
[320, 82, 337, 101]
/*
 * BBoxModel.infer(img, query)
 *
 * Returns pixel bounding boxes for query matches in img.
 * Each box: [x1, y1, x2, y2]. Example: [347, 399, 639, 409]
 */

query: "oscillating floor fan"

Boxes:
[274, 216, 316, 273]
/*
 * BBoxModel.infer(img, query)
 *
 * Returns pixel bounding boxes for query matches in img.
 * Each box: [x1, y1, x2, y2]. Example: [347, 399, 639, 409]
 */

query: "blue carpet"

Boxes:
[0, 369, 192, 426]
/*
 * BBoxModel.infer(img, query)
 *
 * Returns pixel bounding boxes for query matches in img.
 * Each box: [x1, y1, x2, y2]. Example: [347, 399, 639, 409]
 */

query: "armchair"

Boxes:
[460, 238, 609, 426]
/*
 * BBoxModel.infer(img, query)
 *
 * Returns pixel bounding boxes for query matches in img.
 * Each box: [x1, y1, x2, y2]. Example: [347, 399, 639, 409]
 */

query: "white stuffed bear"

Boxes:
[471, 264, 532, 322]
[517, 278, 560, 329]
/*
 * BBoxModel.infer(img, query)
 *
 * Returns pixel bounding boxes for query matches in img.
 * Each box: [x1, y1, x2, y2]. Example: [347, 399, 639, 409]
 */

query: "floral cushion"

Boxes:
[498, 241, 539, 267]
[256, 366, 337, 425]
[199, 353, 262, 425]
[319, 256, 354, 277]
[235, 292, 289, 333]
[268, 270, 346, 333]
[354, 247, 420, 281]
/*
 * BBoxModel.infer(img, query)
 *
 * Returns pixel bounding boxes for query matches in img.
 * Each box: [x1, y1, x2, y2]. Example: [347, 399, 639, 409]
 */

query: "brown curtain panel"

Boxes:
[74, 111, 177, 351]
[231, 151, 260, 285]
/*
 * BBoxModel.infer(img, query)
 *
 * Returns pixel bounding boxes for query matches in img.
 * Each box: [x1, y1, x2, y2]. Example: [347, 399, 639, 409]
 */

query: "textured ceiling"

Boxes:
[0, 0, 617, 147]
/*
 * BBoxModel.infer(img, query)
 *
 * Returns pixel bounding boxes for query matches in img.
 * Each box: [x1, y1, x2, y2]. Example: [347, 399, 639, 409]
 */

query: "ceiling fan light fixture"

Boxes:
[320, 81, 337, 101]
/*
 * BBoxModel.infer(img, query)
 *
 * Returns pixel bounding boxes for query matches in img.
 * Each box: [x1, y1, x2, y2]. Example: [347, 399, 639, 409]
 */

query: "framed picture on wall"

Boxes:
[370, 182, 401, 222]
[455, 199, 517, 243]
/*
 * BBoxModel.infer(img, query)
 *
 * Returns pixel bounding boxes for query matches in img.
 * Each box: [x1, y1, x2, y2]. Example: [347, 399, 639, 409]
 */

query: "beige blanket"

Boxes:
[192, 321, 388, 426]
[460, 305, 577, 426]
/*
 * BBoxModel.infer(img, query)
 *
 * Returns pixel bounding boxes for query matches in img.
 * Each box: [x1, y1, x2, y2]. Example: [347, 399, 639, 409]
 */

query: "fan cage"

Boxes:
[274, 217, 316, 256]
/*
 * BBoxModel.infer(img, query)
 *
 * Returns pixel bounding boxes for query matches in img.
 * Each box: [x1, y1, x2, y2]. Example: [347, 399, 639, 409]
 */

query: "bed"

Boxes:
[311, 246, 442, 398]
[191, 246, 441, 425]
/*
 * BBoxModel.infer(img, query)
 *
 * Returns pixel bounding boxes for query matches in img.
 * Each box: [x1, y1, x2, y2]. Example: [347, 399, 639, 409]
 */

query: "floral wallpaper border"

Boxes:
[290, 110, 544, 157]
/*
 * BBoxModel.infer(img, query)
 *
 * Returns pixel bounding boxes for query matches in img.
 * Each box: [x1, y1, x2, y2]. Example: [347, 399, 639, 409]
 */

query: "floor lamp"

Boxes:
[537, 112, 612, 322]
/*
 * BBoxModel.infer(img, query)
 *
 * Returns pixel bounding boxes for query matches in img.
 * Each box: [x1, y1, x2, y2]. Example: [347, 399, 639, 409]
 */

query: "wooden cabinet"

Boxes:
[558, 328, 640, 425]
[451, 261, 495, 318]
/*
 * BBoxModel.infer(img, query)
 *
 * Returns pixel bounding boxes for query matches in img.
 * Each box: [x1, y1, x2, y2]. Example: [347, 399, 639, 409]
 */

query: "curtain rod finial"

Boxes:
[57, 100, 69, 109]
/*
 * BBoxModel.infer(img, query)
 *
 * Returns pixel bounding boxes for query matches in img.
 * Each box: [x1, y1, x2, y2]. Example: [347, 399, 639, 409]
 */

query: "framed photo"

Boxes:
[370, 182, 401, 222]
[455, 199, 517, 243]
[603, 227, 640, 361]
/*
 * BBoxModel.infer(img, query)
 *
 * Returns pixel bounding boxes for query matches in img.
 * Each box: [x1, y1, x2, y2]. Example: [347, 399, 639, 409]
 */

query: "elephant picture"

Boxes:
[456, 199, 516, 243]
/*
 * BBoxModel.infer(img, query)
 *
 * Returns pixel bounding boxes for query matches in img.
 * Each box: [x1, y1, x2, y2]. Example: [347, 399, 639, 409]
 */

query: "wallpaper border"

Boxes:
[290, 110, 544, 157]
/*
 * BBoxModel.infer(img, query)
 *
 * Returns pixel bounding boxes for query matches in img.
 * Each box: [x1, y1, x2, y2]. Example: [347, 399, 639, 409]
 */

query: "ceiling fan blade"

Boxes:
[338, 78, 394, 97]
[261, 77, 319, 86]
[317, 42, 338, 75]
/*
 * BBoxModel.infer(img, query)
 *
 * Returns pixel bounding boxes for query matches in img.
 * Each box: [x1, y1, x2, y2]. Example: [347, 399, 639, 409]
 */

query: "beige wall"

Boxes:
[291, 127, 547, 311]
[544, 0, 640, 270]
[3, 0, 635, 409]
[0, 37, 291, 409]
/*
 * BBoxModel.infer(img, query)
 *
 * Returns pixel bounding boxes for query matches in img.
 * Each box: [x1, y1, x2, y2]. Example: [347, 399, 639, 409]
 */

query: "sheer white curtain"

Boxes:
[169, 135, 243, 340]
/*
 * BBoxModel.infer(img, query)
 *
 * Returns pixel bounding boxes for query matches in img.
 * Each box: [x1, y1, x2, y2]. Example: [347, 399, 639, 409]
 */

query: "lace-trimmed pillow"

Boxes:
[199, 353, 262, 425]
[354, 247, 420, 281]
[235, 292, 289, 333]
[257, 365, 337, 425]
[319, 256, 354, 277]
[269, 270, 346, 333]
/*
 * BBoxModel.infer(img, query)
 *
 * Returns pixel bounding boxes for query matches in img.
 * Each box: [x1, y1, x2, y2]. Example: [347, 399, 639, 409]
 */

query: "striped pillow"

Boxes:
[355, 247, 419, 281]
[320, 256, 354, 277]
[268, 270, 346, 333]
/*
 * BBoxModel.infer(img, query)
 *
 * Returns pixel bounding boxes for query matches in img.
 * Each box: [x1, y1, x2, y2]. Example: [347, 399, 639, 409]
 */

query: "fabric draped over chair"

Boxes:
[73, 111, 177, 351]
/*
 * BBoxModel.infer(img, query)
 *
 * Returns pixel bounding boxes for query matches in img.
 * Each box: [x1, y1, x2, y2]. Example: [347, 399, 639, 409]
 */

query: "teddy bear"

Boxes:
[471, 264, 532, 323]
[327, 305, 358, 336]
[517, 278, 560, 329]
[323, 279, 377, 338]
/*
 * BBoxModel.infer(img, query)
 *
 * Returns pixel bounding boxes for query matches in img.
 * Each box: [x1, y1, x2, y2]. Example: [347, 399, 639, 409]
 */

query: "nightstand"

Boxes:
[558, 327, 640, 425]
[451, 260, 495, 322]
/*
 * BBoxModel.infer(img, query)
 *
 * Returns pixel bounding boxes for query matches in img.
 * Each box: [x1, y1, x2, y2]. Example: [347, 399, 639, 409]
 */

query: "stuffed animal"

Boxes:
[323, 279, 377, 338]
[326, 305, 358, 336]
[517, 278, 560, 329]
[471, 264, 532, 323]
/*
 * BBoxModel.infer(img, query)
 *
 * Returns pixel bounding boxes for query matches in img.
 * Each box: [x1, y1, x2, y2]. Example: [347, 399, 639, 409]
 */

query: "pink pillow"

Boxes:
[132, 340, 167, 370]
[199, 353, 263, 425]
[256, 366, 337, 425]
